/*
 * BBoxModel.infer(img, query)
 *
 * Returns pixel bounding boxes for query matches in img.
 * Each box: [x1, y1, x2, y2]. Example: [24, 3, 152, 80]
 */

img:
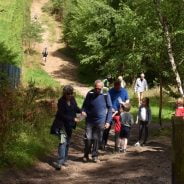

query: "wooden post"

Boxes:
[172, 116, 184, 184]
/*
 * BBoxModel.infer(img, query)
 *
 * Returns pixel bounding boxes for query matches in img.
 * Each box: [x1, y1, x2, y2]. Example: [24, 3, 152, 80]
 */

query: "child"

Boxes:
[175, 98, 184, 117]
[113, 111, 121, 152]
[119, 103, 134, 153]
[134, 97, 151, 146]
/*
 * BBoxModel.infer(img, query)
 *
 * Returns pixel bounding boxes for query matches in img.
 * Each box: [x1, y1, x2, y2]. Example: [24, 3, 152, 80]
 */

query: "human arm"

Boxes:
[148, 108, 152, 124]
[104, 93, 113, 128]
[144, 79, 148, 91]
[81, 92, 90, 114]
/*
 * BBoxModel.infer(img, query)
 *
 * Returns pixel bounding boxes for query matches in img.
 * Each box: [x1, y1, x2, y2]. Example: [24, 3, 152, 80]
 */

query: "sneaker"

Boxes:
[92, 157, 100, 163]
[62, 162, 69, 167]
[53, 162, 61, 170]
[141, 142, 147, 146]
[134, 141, 140, 147]
[115, 147, 120, 153]
[83, 156, 90, 163]
[99, 144, 106, 151]
[119, 148, 123, 152]
[122, 149, 126, 153]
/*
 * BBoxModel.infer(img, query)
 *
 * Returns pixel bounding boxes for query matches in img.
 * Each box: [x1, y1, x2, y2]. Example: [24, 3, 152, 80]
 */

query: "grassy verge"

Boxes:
[128, 87, 174, 123]
[22, 53, 60, 88]
[0, 0, 31, 65]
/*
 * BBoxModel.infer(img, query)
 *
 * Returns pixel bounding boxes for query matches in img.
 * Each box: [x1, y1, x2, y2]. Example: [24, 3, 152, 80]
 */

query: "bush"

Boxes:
[0, 85, 59, 168]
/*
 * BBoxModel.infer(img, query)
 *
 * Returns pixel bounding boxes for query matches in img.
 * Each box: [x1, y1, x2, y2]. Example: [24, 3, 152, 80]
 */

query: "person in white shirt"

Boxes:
[134, 73, 148, 106]
[134, 97, 152, 146]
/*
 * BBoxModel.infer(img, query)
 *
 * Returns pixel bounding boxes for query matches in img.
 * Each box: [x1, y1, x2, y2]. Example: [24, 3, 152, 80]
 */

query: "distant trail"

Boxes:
[31, 0, 90, 96]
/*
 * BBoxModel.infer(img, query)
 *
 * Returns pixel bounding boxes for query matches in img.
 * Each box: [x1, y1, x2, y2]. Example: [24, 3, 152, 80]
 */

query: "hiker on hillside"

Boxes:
[101, 79, 129, 151]
[42, 47, 48, 63]
[134, 97, 152, 147]
[82, 80, 112, 162]
[50, 85, 81, 170]
[134, 73, 148, 106]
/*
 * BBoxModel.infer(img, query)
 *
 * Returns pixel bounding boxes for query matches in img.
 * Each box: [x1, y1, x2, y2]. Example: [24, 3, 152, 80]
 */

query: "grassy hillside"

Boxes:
[0, 0, 30, 65]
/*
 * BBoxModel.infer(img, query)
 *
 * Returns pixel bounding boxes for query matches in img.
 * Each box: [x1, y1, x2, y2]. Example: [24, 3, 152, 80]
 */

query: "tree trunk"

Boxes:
[159, 73, 163, 127]
[154, 0, 184, 97]
[172, 117, 184, 184]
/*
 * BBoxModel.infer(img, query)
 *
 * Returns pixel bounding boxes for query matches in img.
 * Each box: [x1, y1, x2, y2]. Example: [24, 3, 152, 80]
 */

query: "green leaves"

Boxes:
[61, 0, 184, 88]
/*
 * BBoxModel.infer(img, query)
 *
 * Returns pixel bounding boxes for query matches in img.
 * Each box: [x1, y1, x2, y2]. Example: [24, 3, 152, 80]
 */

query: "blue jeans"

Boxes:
[84, 123, 104, 158]
[57, 137, 70, 166]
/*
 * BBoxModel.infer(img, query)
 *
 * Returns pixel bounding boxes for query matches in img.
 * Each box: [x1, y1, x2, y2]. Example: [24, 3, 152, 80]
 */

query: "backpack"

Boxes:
[42, 50, 48, 57]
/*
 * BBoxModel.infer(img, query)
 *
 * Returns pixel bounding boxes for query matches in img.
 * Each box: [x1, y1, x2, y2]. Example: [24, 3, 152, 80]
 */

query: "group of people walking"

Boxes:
[51, 73, 151, 170]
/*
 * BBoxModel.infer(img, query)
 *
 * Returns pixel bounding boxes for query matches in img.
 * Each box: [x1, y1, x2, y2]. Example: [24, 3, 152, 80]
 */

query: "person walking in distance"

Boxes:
[134, 73, 148, 106]
[42, 47, 48, 63]
[134, 97, 152, 147]
[82, 80, 112, 162]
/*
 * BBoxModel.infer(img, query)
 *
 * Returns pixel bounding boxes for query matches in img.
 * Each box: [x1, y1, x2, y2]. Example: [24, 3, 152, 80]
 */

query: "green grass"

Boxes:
[22, 53, 60, 88]
[2, 120, 57, 168]
[0, 0, 31, 65]
[128, 87, 174, 123]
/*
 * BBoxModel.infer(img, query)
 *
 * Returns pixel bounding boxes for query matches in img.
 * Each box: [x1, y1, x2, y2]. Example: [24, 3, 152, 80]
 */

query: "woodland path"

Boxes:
[31, 0, 90, 96]
[0, 0, 171, 183]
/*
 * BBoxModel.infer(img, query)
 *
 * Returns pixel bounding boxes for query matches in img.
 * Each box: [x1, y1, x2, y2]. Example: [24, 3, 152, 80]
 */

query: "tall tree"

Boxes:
[154, 0, 184, 96]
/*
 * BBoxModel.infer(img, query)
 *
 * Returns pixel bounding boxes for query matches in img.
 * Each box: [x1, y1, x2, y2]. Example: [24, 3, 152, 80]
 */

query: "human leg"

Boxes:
[84, 123, 93, 159]
[57, 141, 67, 168]
[115, 132, 120, 151]
[137, 92, 141, 106]
[120, 126, 130, 152]
[102, 124, 111, 147]
[143, 121, 149, 144]
[138, 121, 144, 141]
[92, 124, 104, 160]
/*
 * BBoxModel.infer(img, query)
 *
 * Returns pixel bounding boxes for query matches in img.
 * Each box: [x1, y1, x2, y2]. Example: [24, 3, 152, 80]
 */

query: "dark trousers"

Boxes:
[102, 125, 111, 146]
[115, 132, 120, 150]
[138, 121, 149, 143]
[84, 123, 104, 158]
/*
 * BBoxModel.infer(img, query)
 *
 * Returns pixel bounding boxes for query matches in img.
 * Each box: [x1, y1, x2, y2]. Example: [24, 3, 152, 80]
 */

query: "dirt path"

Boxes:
[0, 124, 171, 184]
[31, 0, 90, 96]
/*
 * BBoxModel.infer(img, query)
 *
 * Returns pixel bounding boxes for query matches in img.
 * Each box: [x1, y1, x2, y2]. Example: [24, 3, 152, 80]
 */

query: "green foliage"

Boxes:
[0, 42, 17, 64]
[60, 0, 184, 92]
[23, 53, 60, 88]
[22, 20, 44, 52]
[0, 86, 59, 168]
[0, 0, 31, 65]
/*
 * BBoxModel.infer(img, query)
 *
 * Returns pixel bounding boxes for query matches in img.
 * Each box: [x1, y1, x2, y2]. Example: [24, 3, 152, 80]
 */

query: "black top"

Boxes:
[53, 96, 81, 137]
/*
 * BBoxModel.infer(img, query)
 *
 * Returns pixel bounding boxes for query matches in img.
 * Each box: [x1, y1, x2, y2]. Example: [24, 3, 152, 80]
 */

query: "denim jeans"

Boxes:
[84, 123, 104, 158]
[57, 136, 70, 166]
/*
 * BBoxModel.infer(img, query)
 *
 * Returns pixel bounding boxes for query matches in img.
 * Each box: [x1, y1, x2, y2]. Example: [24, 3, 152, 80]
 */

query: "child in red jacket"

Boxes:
[175, 98, 184, 117]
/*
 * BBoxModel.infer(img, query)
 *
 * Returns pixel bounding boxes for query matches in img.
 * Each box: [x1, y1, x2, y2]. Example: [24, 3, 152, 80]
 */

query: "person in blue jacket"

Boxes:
[102, 79, 129, 151]
[82, 80, 112, 162]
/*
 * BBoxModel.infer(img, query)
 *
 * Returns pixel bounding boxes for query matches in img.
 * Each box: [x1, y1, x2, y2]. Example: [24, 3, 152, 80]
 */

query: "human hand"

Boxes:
[74, 117, 80, 123]
[81, 111, 87, 117]
[104, 123, 110, 129]
[112, 111, 118, 117]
